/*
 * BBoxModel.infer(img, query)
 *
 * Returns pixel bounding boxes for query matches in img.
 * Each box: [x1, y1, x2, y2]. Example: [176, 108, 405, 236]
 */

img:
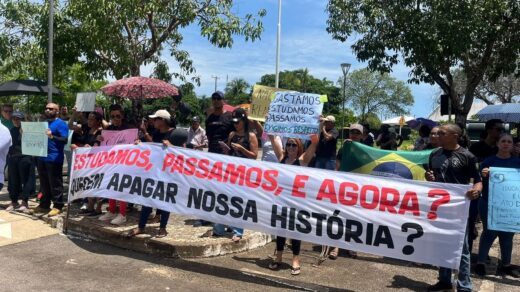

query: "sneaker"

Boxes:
[80, 203, 88, 211]
[99, 212, 117, 221]
[499, 265, 520, 278]
[33, 205, 51, 214]
[427, 281, 453, 291]
[110, 214, 127, 225]
[5, 203, 18, 211]
[47, 208, 62, 217]
[15, 202, 28, 212]
[475, 263, 486, 277]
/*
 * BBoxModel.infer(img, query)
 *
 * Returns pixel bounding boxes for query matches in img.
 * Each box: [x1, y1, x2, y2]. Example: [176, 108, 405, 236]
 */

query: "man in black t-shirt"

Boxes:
[205, 91, 233, 154]
[314, 115, 339, 170]
[425, 124, 482, 292]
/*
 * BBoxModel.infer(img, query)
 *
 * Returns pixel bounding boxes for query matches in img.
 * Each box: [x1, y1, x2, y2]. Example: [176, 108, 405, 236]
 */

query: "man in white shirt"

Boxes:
[187, 116, 207, 150]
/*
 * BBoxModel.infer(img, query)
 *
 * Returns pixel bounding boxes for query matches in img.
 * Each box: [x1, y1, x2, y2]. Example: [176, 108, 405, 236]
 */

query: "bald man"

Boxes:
[32, 103, 69, 217]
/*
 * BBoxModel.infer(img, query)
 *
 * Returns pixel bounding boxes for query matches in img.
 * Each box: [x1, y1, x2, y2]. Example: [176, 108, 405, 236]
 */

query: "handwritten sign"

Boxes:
[488, 167, 520, 232]
[21, 122, 48, 157]
[250, 85, 288, 122]
[75, 92, 96, 112]
[264, 91, 325, 140]
[101, 129, 138, 146]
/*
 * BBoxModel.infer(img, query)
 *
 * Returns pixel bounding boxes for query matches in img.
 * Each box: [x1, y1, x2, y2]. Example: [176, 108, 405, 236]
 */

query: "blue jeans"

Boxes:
[138, 207, 170, 229]
[314, 157, 335, 170]
[438, 222, 471, 291]
[213, 223, 243, 237]
[477, 199, 514, 265]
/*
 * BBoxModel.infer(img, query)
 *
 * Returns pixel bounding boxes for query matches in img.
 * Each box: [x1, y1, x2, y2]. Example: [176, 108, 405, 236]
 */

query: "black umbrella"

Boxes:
[0, 79, 63, 97]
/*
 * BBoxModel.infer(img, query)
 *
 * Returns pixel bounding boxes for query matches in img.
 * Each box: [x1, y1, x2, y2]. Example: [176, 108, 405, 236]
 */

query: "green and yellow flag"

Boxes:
[340, 142, 433, 180]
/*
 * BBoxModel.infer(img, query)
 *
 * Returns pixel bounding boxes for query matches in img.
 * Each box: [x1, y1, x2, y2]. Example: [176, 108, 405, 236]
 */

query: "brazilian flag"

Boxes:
[340, 142, 433, 180]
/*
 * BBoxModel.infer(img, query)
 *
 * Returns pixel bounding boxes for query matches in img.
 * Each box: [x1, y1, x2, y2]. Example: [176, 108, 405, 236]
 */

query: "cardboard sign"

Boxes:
[250, 85, 288, 122]
[21, 122, 48, 157]
[75, 92, 96, 112]
[488, 167, 520, 232]
[100, 129, 138, 146]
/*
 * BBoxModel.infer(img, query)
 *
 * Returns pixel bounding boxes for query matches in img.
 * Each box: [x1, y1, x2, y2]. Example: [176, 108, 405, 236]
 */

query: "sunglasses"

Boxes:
[110, 115, 122, 119]
[286, 143, 298, 148]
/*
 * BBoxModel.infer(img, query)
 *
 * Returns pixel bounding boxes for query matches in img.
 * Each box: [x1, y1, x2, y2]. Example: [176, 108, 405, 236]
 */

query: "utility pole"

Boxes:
[211, 75, 220, 92]
[275, 0, 282, 88]
[47, 0, 54, 103]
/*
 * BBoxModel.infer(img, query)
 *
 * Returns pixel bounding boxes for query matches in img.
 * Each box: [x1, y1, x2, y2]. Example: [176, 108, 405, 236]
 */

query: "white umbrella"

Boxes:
[381, 115, 414, 125]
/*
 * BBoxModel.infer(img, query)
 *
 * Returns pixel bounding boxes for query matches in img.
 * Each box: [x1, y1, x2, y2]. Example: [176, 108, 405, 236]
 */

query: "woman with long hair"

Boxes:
[267, 128, 319, 276]
[475, 133, 520, 277]
[203, 108, 258, 242]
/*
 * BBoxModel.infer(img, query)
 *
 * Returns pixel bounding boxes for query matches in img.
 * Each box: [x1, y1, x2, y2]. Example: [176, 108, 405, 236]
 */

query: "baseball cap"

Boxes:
[349, 124, 364, 134]
[324, 115, 336, 123]
[12, 111, 25, 119]
[231, 108, 247, 123]
[192, 116, 200, 123]
[211, 91, 224, 100]
[149, 109, 171, 121]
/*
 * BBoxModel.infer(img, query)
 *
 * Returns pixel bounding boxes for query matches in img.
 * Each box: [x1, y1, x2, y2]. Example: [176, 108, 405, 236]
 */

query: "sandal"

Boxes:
[149, 215, 161, 224]
[268, 261, 282, 270]
[156, 228, 168, 238]
[232, 235, 242, 243]
[200, 230, 215, 238]
[125, 228, 144, 239]
[329, 250, 338, 260]
[291, 266, 301, 276]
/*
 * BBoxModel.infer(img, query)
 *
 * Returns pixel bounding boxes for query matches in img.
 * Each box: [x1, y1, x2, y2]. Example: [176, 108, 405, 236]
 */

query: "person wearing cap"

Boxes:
[314, 115, 339, 171]
[329, 123, 365, 260]
[7, 112, 33, 211]
[187, 116, 208, 150]
[202, 107, 258, 243]
[205, 91, 234, 154]
[128, 109, 187, 238]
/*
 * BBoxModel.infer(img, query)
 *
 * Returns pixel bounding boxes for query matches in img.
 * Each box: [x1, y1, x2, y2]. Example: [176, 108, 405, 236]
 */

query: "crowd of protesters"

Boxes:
[0, 91, 519, 289]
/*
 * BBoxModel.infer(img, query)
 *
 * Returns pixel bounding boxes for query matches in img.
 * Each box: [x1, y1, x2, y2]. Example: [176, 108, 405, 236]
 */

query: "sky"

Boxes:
[141, 0, 440, 119]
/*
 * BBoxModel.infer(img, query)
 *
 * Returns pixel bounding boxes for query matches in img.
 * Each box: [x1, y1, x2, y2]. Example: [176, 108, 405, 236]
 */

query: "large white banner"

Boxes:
[69, 143, 471, 269]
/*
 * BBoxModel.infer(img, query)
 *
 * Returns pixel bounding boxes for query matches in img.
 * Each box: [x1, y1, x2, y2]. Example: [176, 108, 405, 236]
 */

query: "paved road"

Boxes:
[1, 211, 519, 291]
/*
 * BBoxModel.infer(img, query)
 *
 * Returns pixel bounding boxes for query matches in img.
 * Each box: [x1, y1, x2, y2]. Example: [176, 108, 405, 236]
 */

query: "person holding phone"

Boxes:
[202, 108, 258, 243]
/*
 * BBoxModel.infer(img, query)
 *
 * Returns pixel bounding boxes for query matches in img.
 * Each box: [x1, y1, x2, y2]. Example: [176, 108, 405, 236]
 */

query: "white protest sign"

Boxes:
[21, 122, 48, 157]
[101, 129, 138, 146]
[75, 92, 96, 112]
[69, 143, 470, 269]
[264, 91, 326, 140]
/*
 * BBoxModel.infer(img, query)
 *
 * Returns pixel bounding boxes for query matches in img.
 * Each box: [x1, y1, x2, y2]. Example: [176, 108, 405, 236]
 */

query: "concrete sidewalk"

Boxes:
[0, 189, 272, 258]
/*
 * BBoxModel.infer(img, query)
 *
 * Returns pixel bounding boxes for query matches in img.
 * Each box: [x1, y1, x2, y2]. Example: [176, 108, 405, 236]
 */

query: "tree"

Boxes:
[343, 69, 414, 122]
[327, 0, 520, 125]
[225, 78, 250, 105]
[451, 69, 520, 104]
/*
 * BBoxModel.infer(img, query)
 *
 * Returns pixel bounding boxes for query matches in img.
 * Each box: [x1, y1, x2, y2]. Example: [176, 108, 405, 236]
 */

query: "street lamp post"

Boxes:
[47, 0, 54, 103]
[340, 63, 351, 141]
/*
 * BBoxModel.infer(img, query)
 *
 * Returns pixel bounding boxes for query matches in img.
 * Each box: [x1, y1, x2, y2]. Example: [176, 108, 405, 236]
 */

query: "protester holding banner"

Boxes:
[205, 91, 234, 154]
[127, 109, 187, 238]
[425, 123, 482, 292]
[98, 104, 135, 225]
[6, 112, 35, 212]
[267, 131, 319, 275]
[204, 108, 258, 242]
[475, 133, 520, 278]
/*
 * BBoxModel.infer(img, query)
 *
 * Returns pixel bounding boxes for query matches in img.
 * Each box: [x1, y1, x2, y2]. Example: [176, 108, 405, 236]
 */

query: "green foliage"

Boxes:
[343, 68, 414, 122]
[362, 112, 381, 132]
[327, 0, 520, 125]
[224, 78, 250, 105]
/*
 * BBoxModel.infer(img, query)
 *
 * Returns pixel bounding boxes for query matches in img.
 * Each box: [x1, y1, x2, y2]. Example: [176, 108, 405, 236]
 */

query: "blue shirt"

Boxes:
[40, 118, 69, 164]
[480, 155, 520, 200]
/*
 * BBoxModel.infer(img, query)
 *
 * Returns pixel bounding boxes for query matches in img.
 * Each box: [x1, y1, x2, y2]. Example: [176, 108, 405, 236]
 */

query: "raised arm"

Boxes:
[300, 134, 319, 166]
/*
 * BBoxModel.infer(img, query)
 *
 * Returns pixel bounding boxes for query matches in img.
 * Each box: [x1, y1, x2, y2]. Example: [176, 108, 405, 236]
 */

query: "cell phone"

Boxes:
[218, 141, 230, 151]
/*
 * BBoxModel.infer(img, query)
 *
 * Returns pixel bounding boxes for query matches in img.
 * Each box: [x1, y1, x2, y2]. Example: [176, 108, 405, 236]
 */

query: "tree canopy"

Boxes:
[327, 0, 520, 124]
[224, 78, 250, 105]
[344, 69, 414, 123]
